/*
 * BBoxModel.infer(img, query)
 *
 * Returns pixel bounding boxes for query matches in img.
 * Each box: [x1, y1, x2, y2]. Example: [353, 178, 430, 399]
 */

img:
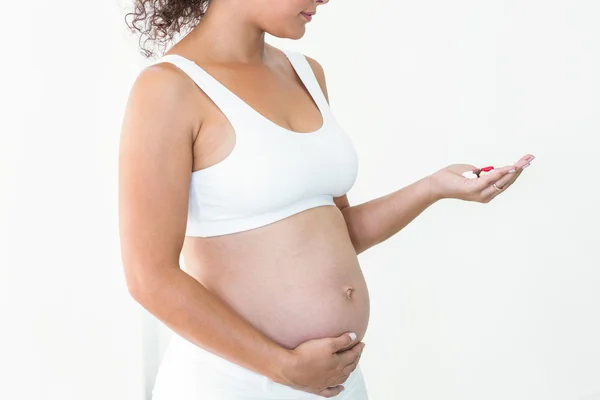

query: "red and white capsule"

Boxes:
[461, 165, 495, 179]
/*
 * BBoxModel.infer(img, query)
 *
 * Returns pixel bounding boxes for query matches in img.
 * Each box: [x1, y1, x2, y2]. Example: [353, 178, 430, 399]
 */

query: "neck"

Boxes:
[186, 1, 269, 65]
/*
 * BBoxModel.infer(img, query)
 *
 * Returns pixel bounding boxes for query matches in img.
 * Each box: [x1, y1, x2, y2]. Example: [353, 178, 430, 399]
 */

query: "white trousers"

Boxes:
[152, 333, 369, 400]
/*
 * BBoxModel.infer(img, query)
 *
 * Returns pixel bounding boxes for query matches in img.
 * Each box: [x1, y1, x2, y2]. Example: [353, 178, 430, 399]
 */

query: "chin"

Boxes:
[287, 31, 306, 40]
[268, 26, 306, 40]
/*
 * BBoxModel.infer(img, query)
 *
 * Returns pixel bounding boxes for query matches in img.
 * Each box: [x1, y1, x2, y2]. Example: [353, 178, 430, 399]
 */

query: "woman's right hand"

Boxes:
[277, 332, 365, 398]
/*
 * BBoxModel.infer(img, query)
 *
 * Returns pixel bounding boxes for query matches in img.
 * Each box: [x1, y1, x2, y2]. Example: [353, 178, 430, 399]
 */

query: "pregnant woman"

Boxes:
[118, 0, 534, 398]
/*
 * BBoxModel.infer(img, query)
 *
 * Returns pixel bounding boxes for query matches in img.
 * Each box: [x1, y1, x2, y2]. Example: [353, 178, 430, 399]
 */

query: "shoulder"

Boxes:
[131, 62, 198, 114]
[303, 54, 330, 103]
[124, 61, 202, 140]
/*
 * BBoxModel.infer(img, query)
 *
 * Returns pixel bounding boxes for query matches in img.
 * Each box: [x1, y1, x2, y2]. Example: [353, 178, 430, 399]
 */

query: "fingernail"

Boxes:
[521, 163, 530, 169]
[508, 168, 516, 173]
[349, 332, 357, 341]
[529, 156, 535, 161]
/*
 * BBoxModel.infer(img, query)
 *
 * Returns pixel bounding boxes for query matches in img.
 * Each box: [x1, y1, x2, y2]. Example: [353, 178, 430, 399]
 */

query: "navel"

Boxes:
[345, 287, 354, 299]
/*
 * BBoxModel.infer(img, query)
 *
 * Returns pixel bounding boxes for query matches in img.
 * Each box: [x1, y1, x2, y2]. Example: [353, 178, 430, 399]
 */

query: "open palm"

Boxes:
[430, 154, 534, 202]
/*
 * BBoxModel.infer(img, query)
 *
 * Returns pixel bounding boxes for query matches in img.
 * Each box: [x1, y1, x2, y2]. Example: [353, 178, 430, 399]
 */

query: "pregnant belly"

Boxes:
[182, 205, 371, 350]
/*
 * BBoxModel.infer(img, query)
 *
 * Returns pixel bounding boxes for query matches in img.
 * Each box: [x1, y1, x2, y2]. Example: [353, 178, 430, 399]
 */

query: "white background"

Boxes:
[1, 0, 599, 399]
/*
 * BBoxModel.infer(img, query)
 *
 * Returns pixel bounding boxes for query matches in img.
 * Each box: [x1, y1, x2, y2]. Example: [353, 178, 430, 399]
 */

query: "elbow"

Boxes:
[126, 278, 144, 303]
[125, 274, 145, 304]
[123, 260, 177, 306]
[123, 263, 152, 304]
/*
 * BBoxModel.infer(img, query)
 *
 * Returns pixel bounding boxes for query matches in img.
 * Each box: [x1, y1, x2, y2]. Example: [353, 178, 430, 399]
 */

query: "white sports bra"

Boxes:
[152, 49, 359, 237]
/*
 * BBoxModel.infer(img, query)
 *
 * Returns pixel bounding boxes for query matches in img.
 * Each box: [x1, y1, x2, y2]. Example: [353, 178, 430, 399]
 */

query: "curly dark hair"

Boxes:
[125, 0, 210, 58]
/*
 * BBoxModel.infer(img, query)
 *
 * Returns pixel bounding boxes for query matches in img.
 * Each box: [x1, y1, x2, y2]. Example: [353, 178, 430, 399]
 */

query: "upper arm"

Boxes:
[305, 55, 350, 211]
[118, 64, 198, 295]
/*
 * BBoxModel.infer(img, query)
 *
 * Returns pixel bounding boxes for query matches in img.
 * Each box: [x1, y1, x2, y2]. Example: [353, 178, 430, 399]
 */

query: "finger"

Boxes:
[491, 168, 521, 190]
[477, 170, 514, 201]
[518, 154, 535, 164]
[337, 342, 364, 366]
[334, 340, 363, 358]
[513, 157, 533, 171]
[480, 182, 505, 201]
[486, 169, 519, 192]
[494, 157, 531, 186]
[319, 385, 344, 398]
[342, 353, 361, 375]
[481, 159, 531, 200]
[330, 332, 357, 353]
[483, 175, 518, 200]
[504, 155, 533, 176]
[478, 156, 533, 183]
[331, 373, 351, 386]
[337, 348, 360, 367]
[477, 165, 516, 189]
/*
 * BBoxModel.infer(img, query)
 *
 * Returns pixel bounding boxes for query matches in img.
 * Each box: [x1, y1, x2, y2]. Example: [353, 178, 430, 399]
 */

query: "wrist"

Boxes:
[426, 174, 445, 203]
[265, 346, 296, 386]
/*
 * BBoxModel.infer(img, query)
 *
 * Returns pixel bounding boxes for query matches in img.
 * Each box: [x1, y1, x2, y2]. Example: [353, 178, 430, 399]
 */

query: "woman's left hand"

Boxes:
[429, 154, 535, 202]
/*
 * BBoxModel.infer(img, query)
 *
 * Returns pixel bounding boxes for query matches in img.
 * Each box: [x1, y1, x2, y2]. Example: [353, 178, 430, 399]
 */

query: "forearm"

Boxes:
[129, 265, 290, 383]
[342, 176, 438, 255]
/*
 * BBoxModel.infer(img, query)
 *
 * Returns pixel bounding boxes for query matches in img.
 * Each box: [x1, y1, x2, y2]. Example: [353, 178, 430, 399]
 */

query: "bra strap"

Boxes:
[280, 50, 330, 111]
[152, 54, 252, 127]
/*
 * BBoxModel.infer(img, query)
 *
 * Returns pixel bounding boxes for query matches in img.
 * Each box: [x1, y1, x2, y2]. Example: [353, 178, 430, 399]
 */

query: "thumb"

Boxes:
[330, 332, 357, 352]
[319, 385, 345, 398]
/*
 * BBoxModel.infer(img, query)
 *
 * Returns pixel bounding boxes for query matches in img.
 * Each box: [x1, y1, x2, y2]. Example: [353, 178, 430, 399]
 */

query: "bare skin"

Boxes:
[169, 39, 370, 350]
[120, 0, 535, 397]
[119, 0, 367, 397]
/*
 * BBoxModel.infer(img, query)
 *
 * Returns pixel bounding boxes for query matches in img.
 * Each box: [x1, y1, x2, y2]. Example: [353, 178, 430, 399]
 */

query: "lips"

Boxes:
[301, 12, 314, 21]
